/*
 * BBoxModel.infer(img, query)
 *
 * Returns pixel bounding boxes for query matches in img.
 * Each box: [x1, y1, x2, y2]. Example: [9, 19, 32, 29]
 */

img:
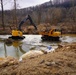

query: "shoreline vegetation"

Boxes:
[0, 23, 76, 35]
[0, 43, 76, 75]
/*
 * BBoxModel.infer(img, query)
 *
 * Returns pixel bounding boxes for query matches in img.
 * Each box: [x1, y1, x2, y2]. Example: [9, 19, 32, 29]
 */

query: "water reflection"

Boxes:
[4, 43, 7, 57]
[3, 40, 26, 59]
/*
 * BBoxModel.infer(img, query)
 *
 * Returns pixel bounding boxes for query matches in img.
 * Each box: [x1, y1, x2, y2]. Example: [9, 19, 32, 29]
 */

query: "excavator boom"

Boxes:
[18, 15, 37, 31]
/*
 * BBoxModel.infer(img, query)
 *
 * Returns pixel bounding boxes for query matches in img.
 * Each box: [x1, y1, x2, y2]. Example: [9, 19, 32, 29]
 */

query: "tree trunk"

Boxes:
[1, 0, 5, 30]
[14, 0, 17, 29]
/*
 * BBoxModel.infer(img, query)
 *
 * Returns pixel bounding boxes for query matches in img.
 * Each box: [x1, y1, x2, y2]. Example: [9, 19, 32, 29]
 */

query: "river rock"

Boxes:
[20, 50, 44, 60]
[30, 46, 36, 50]
[45, 61, 56, 66]
[39, 60, 45, 64]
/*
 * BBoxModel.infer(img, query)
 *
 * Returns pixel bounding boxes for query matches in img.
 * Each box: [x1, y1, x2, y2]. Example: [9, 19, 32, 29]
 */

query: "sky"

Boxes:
[0, 0, 51, 10]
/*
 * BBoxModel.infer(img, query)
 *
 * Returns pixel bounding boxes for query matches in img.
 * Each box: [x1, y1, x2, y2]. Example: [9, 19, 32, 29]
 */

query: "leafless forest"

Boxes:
[0, 0, 76, 34]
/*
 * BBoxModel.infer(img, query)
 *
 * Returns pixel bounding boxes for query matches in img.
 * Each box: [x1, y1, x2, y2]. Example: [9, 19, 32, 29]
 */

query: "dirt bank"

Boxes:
[0, 43, 76, 75]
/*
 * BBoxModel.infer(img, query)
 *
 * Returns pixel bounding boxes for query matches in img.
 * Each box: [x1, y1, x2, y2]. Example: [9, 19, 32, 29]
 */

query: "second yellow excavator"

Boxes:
[39, 28, 61, 41]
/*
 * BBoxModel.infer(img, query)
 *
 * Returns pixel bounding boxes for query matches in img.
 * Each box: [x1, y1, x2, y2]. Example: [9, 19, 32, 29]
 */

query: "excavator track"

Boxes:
[41, 35, 60, 41]
[9, 36, 25, 40]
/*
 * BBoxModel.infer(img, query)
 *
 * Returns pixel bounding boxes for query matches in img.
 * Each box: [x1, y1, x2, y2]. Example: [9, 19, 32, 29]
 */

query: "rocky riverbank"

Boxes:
[0, 43, 76, 75]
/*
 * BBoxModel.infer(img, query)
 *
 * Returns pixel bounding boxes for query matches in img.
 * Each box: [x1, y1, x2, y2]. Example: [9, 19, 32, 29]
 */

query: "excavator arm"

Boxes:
[9, 15, 37, 40]
[18, 15, 37, 31]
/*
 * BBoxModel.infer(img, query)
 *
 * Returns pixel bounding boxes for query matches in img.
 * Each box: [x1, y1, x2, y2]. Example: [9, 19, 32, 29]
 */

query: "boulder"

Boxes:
[19, 50, 44, 61]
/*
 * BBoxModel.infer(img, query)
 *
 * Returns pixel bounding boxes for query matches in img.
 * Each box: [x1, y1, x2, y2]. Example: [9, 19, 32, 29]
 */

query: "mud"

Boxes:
[0, 43, 76, 75]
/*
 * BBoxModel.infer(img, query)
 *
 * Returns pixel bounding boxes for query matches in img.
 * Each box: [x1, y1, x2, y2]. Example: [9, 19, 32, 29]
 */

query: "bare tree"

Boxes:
[71, 0, 75, 7]
[14, 0, 17, 29]
[1, 0, 5, 30]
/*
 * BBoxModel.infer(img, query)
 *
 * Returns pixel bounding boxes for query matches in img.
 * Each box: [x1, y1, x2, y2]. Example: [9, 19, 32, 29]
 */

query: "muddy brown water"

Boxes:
[0, 34, 76, 59]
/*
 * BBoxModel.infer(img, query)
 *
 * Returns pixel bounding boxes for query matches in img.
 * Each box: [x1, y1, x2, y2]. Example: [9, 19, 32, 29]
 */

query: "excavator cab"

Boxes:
[49, 29, 61, 37]
[9, 30, 24, 40]
[12, 30, 23, 37]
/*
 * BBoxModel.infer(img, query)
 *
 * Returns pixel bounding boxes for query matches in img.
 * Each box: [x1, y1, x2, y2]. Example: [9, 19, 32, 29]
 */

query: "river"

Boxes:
[0, 34, 76, 59]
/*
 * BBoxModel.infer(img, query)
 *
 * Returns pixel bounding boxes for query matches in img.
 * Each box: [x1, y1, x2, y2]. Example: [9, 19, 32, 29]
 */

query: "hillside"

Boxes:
[0, 0, 76, 34]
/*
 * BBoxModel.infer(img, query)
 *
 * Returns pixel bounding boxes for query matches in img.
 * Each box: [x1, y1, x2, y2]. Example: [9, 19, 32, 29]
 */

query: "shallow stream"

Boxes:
[0, 34, 76, 59]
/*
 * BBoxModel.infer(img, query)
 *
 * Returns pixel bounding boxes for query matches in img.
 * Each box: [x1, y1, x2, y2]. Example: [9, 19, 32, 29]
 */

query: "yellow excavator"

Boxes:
[9, 15, 61, 41]
[9, 15, 37, 40]
[39, 28, 61, 41]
